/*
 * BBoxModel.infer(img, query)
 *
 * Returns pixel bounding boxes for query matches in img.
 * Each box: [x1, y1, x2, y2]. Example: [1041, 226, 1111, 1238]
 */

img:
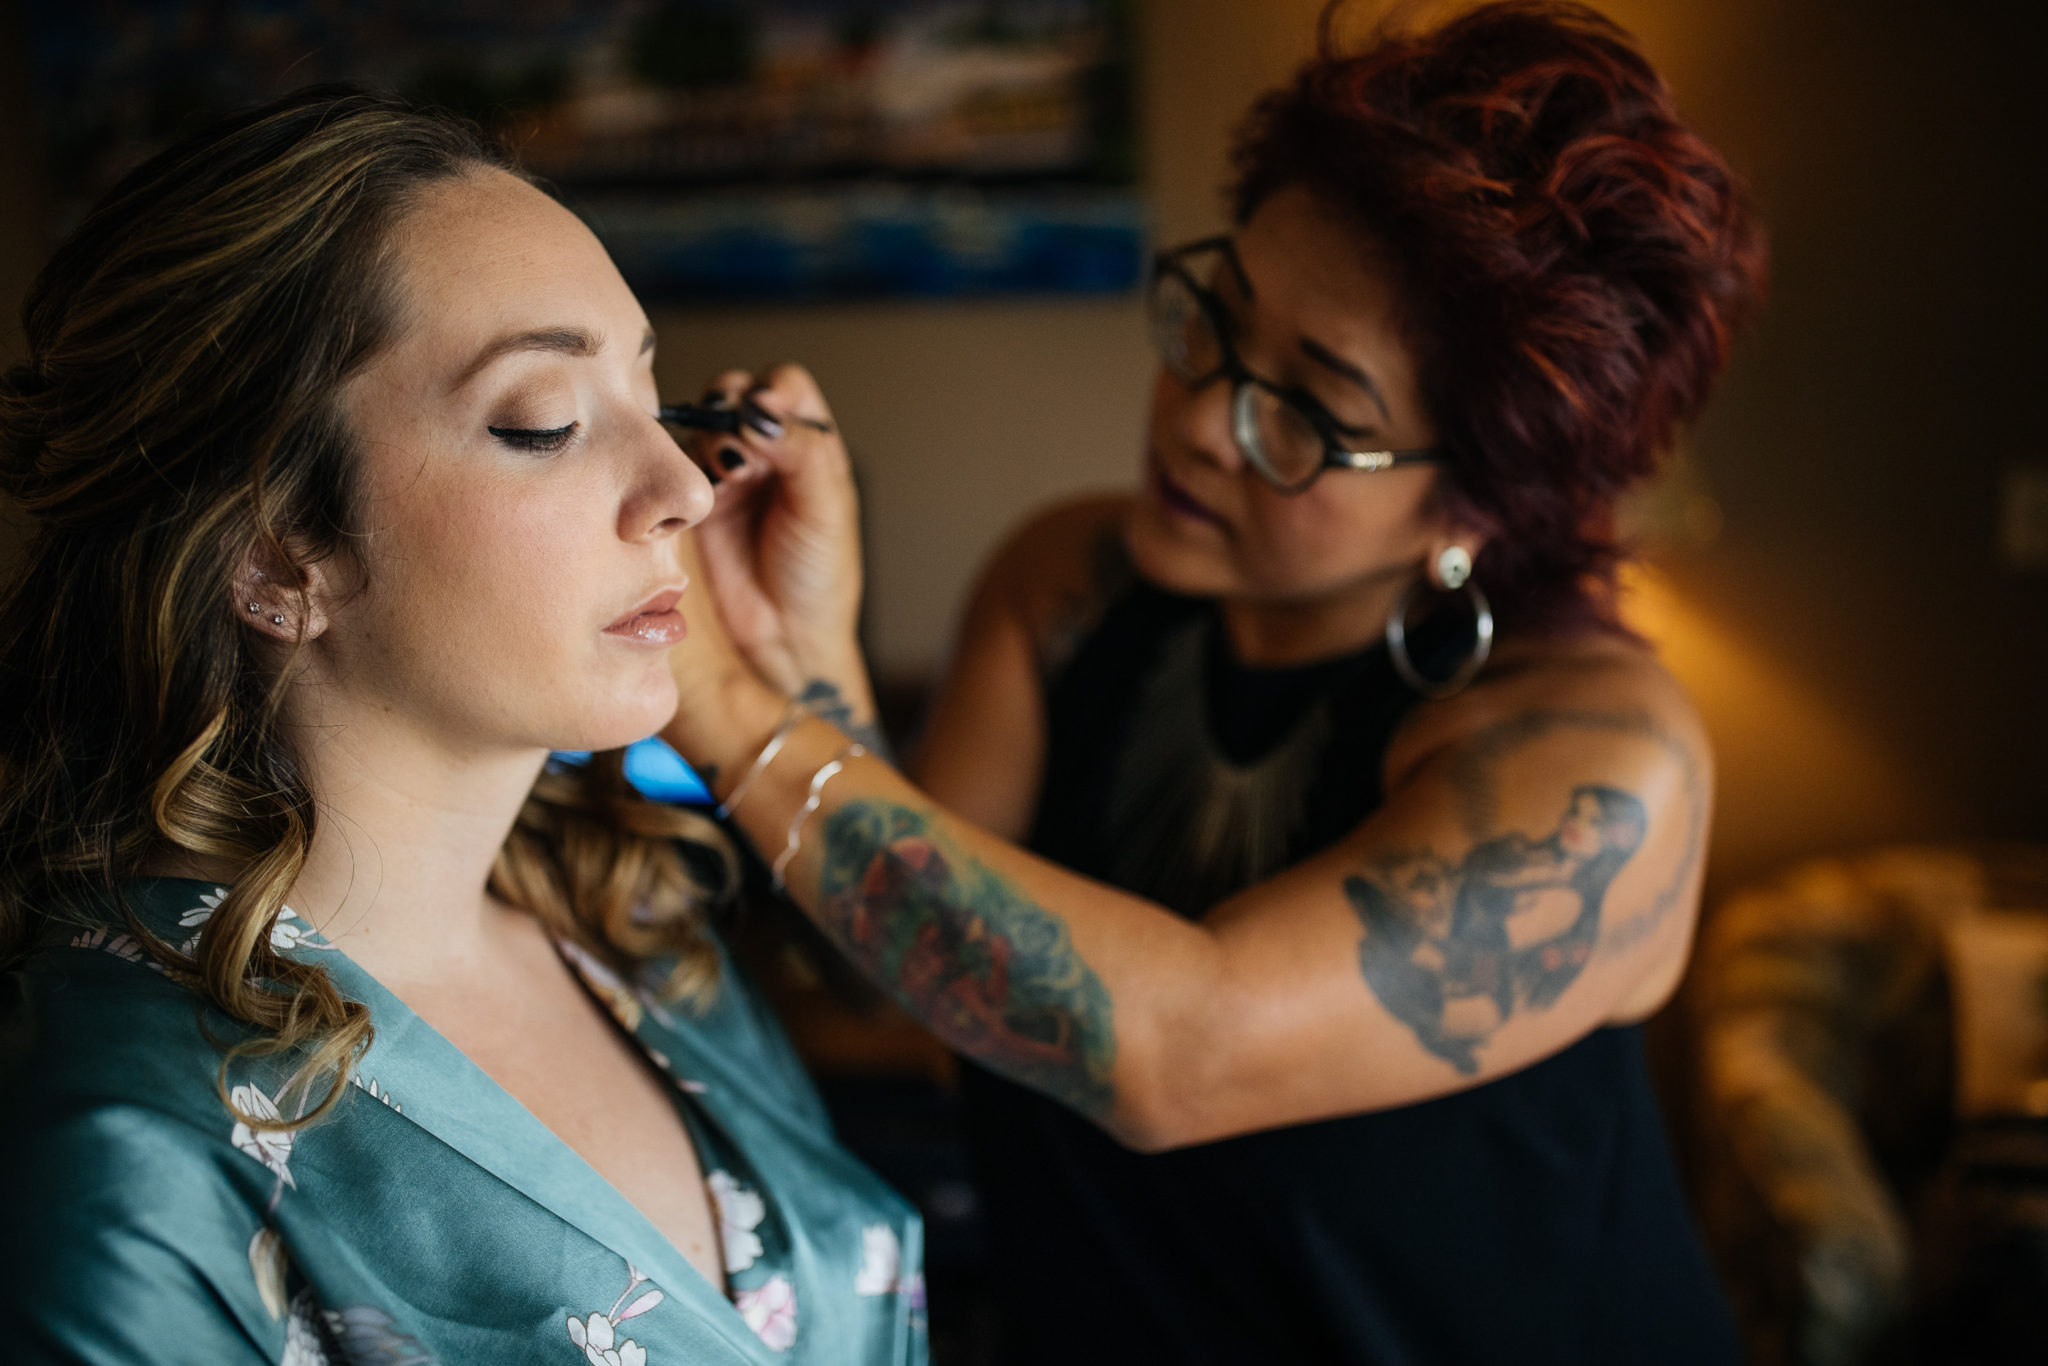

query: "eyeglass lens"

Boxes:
[1151, 265, 1328, 488]
[1150, 269, 1223, 384]
[1234, 384, 1328, 488]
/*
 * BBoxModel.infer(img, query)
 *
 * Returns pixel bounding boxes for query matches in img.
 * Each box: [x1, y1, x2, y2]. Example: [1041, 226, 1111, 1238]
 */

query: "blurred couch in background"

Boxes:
[1688, 844, 2048, 1366]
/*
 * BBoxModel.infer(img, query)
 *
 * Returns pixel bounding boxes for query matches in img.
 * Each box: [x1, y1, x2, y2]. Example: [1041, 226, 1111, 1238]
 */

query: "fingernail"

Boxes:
[741, 402, 784, 439]
[718, 447, 746, 472]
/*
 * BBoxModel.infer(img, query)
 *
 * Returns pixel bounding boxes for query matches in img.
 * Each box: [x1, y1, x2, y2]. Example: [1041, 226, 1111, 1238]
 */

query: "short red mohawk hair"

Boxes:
[1232, 0, 1767, 632]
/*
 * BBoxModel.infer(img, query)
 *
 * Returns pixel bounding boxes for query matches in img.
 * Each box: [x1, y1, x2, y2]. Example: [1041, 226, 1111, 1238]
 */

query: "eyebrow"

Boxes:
[449, 325, 657, 392]
[1298, 336, 1391, 423]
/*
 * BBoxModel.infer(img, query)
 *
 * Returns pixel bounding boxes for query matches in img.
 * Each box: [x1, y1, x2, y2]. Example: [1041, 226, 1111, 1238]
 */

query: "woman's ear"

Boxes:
[231, 546, 332, 643]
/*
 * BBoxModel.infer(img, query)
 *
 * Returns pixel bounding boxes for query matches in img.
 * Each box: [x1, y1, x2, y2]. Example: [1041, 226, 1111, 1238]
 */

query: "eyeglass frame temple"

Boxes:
[1328, 446, 1448, 472]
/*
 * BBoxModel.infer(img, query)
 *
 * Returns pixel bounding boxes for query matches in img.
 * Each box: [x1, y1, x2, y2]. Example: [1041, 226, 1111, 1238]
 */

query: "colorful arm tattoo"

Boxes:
[814, 800, 1118, 1118]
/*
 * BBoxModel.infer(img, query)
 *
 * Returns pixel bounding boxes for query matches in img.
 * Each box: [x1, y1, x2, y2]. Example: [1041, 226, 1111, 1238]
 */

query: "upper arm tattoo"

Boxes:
[814, 800, 1117, 1118]
[1444, 707, 1705, 954]
[1347, 709, 1702, 1075]
[797, 678, 894, 763]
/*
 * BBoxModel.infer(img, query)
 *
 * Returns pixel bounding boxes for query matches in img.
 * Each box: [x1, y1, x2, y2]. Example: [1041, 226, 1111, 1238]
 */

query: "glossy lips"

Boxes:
[603, 586, 687, 646]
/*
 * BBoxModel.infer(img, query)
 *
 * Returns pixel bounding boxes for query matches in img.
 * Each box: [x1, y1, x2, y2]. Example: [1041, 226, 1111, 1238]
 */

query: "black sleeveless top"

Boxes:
[957, 580, 1738, 1365]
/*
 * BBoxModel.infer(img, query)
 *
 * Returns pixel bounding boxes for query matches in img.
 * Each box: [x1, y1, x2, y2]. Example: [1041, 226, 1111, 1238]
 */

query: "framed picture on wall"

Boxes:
[25, 0, 1145, 302]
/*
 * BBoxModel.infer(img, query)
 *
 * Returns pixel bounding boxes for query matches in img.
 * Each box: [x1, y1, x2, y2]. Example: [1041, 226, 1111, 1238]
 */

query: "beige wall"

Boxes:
[3, 1, 2042, 896]
[645, 0, 1343, 681]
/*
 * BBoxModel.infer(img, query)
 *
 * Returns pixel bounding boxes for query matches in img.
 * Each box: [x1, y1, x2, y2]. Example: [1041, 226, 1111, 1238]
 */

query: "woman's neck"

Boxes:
[1217, 565, 1413, 668]
[280, 689, 550, 989]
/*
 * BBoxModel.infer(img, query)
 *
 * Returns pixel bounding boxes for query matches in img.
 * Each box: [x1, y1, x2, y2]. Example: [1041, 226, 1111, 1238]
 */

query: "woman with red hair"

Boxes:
[666, 3, 1763, 1360]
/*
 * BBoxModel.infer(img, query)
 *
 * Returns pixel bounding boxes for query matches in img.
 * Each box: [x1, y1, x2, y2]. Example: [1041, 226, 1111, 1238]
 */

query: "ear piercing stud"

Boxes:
[1437, 546, 1473, 590]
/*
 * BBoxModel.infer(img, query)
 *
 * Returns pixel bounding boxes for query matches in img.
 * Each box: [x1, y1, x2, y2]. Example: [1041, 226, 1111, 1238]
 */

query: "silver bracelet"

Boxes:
[770, 742, 866, 892]
[714, 699, 805, 821]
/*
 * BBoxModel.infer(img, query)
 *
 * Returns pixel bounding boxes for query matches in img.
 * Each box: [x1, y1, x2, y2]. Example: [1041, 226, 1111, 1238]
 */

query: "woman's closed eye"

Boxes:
[487, 421, 580, 453]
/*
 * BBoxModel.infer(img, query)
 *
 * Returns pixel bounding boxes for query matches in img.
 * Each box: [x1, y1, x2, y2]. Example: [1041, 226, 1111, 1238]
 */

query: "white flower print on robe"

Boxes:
[733, 1275, 797, 1352]
[854, 1226, 901, 1297]
[177, 887, 332, 958]
[69, 928, 144, 963]
[229, 1083, 297, 1189]
[853, 1225, 925, 1307]
[280, 1289, 333, 1366]
[567, 1262, 664, 1366]
[351, 1074, 402, 1114]
[704, 1170, 765, 1274]
[249, 1228, 291, 1321]
[253, 1225, 433, 1364]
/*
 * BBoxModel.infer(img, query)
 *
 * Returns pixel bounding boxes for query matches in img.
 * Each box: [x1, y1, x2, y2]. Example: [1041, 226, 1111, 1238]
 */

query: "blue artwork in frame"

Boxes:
[24, 0, 1145, 302]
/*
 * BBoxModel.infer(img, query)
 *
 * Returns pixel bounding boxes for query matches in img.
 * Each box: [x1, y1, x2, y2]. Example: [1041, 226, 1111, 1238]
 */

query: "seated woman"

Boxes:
[0, 90, 924, 1364]
[665, 3, 1765, 1362]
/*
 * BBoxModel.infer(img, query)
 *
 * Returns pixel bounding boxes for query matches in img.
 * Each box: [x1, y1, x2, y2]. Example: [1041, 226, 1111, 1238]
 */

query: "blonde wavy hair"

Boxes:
[0, 87, 738, 1132]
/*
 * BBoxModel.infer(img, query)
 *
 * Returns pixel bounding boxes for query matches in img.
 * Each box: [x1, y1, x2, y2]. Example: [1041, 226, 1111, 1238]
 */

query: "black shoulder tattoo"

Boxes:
[1348, 709, 1703, 1074]
[814, 800, 1117, 1118]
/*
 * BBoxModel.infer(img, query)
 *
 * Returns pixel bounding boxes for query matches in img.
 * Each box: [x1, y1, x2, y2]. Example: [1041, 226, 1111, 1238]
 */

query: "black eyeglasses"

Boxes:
[1147, 236, 1447, 494]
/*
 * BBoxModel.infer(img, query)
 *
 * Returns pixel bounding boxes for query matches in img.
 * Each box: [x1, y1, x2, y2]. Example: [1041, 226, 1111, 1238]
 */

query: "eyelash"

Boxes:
[487, 422, 579, 453]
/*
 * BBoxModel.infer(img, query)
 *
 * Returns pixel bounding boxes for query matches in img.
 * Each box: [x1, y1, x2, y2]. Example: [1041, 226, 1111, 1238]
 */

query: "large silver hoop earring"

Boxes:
[1386, 576, 1494, 699]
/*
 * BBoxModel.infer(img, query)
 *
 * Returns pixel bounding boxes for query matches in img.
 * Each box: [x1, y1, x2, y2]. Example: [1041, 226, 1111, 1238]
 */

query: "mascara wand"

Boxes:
[659, 403, 834, 436]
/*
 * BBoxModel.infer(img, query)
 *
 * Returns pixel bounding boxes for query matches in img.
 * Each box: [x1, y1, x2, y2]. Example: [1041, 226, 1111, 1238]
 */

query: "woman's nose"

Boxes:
[1168, 372, 1247, 476]
[622, 419, 716, 542]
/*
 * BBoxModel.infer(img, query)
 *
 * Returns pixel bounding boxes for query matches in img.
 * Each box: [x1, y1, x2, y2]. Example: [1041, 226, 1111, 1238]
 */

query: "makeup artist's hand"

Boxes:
[682, 363, 864, 696]
[661, 526, 789, 784]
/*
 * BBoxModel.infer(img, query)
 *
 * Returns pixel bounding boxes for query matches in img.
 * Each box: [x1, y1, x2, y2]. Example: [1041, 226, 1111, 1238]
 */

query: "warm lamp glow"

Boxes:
[1619, 563, 1921, 886]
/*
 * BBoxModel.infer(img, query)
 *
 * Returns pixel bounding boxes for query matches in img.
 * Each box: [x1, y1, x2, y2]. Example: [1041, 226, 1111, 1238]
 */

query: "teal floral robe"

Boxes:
[0, 879, 928, 1366]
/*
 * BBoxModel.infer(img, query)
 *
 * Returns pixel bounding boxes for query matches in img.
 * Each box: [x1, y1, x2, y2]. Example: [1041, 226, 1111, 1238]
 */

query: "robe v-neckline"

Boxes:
[121, 876, 781, 1364]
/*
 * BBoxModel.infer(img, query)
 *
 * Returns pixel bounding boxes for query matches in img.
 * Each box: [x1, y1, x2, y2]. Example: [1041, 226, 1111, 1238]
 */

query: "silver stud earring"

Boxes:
[1437, 546, 1473, 591]
[248, 603, 260, 613]
[271, 615, 285, 626]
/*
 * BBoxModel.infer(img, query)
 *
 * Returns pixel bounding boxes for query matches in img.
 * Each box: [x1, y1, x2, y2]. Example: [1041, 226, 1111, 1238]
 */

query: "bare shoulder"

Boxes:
[1386, 631, 1709, 796]
[976, 494, 1137, 673]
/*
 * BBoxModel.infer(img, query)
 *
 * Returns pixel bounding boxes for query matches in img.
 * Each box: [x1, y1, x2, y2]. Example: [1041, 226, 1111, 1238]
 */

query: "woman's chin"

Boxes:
[1123, 508, 1241, 599]
[557, 679, 679, 755]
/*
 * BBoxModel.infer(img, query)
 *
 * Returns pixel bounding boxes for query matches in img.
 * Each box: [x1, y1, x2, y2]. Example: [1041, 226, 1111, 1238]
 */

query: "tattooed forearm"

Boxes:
[797, 678, 894, 762]
[1348, 783, 1649, 1074]
[815, 800, 1117, 1118]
